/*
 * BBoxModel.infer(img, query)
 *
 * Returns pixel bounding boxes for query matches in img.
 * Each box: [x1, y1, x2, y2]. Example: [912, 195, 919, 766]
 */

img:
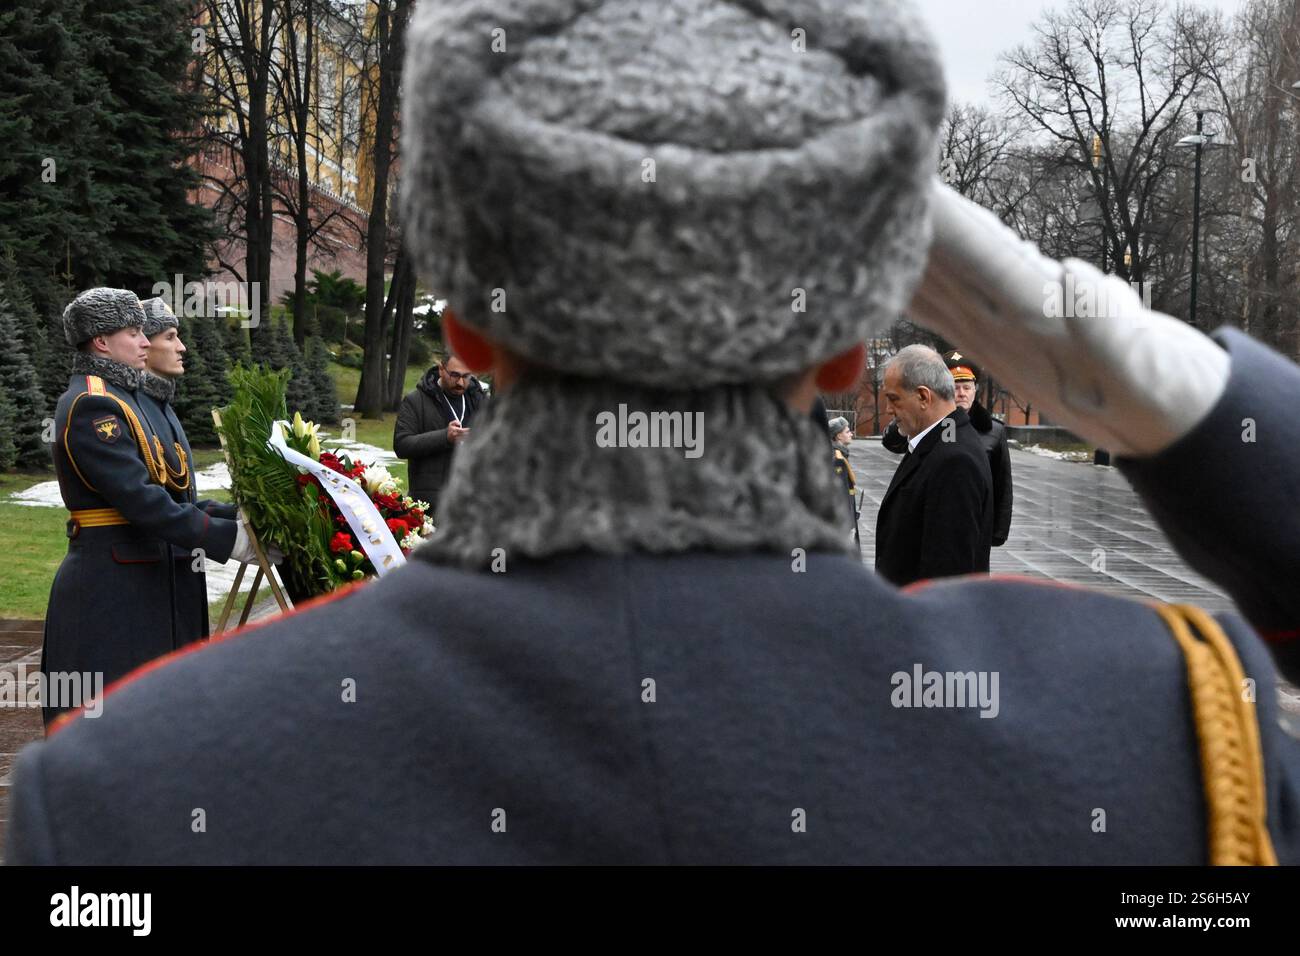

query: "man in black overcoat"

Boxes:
[874, 345, 993, 585]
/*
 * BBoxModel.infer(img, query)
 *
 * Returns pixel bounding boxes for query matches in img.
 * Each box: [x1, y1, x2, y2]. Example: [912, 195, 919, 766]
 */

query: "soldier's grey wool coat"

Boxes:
[7, 329, 1300, 864]
[136, 374, 239, 645]
[39, 362, 238, 726]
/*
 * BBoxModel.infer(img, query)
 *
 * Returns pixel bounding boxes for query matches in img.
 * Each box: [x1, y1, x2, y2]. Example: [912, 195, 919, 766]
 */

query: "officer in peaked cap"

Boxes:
[36, 288, 260, 727]
[941, 351, 1012, 546]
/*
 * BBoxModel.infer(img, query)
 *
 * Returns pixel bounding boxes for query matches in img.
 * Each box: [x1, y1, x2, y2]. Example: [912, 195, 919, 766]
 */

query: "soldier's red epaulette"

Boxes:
[85, 375, 107, 396]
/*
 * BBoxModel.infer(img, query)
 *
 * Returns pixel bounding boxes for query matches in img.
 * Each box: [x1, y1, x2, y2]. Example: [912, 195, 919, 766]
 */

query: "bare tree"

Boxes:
[996, 0, 1217, 286]
[353, 0, 413, 418]
[1195, 0, 1300, 355]
[197, 0, 286, 339]
[271, 0, 364, 347]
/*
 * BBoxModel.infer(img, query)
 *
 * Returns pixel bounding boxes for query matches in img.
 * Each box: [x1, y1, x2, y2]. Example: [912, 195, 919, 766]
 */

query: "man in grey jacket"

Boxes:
[7, 0, 1299, 864]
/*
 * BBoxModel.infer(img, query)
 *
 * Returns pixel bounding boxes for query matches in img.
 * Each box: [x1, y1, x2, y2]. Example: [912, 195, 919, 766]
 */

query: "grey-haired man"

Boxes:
[874, 344, 992, 585]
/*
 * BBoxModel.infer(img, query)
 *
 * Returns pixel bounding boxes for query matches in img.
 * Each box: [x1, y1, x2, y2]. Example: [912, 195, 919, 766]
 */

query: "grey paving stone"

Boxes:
[849, 440, 1235, 612]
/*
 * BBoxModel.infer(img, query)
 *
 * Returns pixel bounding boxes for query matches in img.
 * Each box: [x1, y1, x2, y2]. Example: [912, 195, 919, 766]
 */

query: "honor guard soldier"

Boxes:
[136, 297, 239, 646]
[38, 288, 258, 727]
[9, 1, 1300, 865]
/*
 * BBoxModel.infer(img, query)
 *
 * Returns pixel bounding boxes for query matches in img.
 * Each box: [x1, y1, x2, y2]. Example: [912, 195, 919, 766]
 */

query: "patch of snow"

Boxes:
[1018, 444, 1093, 463]
[320, 435, 400, 468]
[204, 556, 283, 604]
[9, 480, 62, 508]
[195, 461, 230, 492]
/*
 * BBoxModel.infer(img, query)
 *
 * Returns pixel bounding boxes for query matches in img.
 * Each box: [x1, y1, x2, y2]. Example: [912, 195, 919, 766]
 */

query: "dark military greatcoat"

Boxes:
[40, 367, 238, 725]
[136, 378, 238, 646]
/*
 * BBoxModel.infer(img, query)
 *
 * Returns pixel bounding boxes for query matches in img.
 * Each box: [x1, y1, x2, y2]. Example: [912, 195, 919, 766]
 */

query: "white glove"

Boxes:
[230, 513, 284, 566]
[907, 181, 1230, 458]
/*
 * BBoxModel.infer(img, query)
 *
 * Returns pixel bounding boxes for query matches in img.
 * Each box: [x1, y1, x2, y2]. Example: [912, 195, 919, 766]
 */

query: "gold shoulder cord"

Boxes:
[152, 435, 191, 492]
[103, 393, 168, 486]
[67, 378, 168, 488]
[1155, 603, 1278, 865]
[167, 442, 191, 492]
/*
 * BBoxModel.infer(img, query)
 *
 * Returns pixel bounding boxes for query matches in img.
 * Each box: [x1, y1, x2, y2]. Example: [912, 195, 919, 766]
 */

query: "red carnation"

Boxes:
[330, 531, 354, 555]
[386, 518, 410, 538]
[374, 492, 401, 513]
[320, 452, 344, 473]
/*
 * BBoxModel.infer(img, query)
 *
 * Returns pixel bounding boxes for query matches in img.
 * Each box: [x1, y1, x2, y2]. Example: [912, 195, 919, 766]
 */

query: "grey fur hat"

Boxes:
[140, 297, 179, 338]
[62, 288, 147, 347]
[401, 0, 947, 387]
[827, 415, 850, 437]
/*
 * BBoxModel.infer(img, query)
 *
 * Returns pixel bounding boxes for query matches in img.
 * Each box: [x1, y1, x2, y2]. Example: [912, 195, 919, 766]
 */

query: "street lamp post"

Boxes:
[1175, 111, 1219, 327]
[1188, 111, 1205, 326]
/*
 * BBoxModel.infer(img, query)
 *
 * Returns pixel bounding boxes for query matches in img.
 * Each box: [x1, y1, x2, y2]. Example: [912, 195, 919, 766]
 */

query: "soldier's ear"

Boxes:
[815, 342, 866, 392]
[442, 309, 495, 373]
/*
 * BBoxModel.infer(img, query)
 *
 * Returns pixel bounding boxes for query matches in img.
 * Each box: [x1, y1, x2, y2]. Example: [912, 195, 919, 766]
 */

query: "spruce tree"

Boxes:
[0, 278, 52, 468]
[0, 0, 215, 403]
[0, 389, 17, 471]
[192, 314, 232, 408]
[305, 336, 341, 425]
[222, 316, 252, 369]
[170, 313, 233, 446]
[36, 301, 73, 412]
[172, 339, 222, 446]
[76, 0, 215, 289]
[267, 316, 313, 418]
[0, 0, 96, 316]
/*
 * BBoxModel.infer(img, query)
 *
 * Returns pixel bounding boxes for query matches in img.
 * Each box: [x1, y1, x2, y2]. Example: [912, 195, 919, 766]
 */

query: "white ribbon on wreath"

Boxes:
[268, 422, 407, 577]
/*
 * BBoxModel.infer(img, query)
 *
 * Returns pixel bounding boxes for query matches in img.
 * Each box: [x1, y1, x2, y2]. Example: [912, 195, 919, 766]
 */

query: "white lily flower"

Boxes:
[361, 464, 397, 497]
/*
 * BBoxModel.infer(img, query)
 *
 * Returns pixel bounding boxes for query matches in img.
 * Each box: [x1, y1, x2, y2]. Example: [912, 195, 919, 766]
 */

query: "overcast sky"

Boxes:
[912, 0, 1249, 108]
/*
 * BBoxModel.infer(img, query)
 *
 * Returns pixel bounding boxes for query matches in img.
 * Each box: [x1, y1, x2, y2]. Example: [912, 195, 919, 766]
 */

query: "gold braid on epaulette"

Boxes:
[151, 434, 191, 492]
[100, 392, 168, 486]
[1155, 603, 1278, 866]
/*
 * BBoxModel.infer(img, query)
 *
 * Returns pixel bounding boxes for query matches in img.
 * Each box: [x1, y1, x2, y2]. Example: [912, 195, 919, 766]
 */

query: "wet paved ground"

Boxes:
[0, 619, 43, 863]
[849, 439, 1235, 611]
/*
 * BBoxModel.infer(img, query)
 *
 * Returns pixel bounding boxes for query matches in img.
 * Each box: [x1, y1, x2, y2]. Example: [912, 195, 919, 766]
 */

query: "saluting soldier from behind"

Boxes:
[41, 289, 259, 727]
[882, 349, 1014, 546]
[136, 297, 239, 646]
